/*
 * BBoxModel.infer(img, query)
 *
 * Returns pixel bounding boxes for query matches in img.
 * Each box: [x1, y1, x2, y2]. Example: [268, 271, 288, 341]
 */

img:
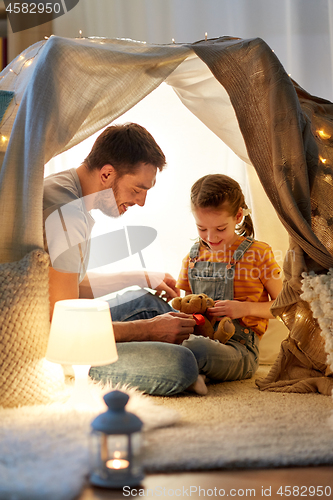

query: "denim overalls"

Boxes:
[182, 237, 260, 381]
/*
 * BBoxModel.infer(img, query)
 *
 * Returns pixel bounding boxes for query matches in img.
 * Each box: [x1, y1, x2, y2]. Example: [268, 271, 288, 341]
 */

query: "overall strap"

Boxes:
[189, 241, 201, 260]
[230, 237, 254, 266]
[188, 241, 201, 269]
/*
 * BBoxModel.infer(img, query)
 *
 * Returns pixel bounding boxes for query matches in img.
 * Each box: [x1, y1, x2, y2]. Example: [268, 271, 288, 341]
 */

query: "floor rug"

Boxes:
[1, 367, 333, 500]
[143, 366, 333, 471]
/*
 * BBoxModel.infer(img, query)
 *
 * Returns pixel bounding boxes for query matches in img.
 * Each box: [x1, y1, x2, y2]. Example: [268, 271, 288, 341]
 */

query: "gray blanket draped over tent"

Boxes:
[0, 35, 332, 406]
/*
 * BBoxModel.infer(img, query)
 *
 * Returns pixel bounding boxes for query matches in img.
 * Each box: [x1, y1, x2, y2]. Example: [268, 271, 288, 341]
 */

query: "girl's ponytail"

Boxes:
[237, 206, 254, 238]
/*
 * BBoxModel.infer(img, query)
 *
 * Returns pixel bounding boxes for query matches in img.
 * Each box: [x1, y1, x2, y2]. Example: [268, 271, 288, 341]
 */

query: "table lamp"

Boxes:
[46, 299, 118, 407]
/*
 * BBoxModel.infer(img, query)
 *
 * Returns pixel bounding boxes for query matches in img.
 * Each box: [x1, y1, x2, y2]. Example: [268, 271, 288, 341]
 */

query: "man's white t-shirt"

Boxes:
[43, 168, 95, 282]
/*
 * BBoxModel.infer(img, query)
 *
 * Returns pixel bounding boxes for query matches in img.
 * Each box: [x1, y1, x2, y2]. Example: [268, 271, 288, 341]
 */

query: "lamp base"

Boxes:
[90, 471, 144, 489]
[69, 364, 98, 409]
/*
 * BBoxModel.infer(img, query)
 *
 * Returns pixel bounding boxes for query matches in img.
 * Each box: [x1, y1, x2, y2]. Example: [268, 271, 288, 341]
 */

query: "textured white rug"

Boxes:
[0, 383, 179, 500]
[1, 367, 333, 500]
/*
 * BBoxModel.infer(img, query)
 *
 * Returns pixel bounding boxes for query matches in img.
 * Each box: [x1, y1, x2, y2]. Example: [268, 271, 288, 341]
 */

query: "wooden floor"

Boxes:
[79, 466, 333, 499]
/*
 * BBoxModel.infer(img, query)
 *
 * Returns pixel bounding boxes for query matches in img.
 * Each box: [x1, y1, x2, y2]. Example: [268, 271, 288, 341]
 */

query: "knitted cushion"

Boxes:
[0, 249, 64, 408]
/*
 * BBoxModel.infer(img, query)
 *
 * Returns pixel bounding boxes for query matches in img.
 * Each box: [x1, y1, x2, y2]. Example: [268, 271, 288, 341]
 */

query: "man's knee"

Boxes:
[90, 342, 199, 396]
[142, 292, 173, 315]
[154, 343, 199, 394]
[108, 290, 172, 321]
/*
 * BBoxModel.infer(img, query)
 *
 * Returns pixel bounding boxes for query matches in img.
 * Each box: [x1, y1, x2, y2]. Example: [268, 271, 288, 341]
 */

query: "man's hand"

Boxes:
[145, 272, 180, 302]
[147, 312, 196, 343]
[114, 311, 196, 344]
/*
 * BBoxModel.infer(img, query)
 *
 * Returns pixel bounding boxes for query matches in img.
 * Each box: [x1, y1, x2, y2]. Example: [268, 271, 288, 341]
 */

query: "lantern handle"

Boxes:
[104, 390, 129, 411]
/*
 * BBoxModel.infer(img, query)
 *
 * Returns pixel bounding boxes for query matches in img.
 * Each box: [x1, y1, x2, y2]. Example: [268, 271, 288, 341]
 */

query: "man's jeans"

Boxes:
[89, 290, 199, 396]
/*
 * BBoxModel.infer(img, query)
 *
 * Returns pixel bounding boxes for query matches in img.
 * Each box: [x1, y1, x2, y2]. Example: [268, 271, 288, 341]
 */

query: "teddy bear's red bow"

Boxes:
[193, 313, 205, 325]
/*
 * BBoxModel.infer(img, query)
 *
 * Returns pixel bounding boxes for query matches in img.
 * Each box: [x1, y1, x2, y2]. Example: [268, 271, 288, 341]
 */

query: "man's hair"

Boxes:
[83, 123, 166, 175]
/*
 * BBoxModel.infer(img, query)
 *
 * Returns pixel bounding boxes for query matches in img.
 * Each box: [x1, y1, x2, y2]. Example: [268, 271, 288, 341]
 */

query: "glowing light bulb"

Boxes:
[319, 156, 327, 164]
[25, 60, 33, 67]
[318, 129, 331, 140]
[1, 135, 8, 143]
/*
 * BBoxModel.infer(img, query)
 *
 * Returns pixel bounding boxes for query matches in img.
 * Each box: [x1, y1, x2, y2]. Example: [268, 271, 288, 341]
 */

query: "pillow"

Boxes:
[301, 270, 333, 373]
[0, 249, 64, 408]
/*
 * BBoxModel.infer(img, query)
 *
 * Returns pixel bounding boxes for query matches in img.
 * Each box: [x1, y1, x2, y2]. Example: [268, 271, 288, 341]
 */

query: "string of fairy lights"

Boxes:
[0, 28, 152, 150]
[0, 38, 47, 149]
[0, 29, 92, 149]
[0, 30, 331, 167]
[318, 129, 332, 168]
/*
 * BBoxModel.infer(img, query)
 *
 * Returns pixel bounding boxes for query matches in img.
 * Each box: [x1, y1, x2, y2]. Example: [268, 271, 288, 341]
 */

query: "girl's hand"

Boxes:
[207, 300, 249, 320]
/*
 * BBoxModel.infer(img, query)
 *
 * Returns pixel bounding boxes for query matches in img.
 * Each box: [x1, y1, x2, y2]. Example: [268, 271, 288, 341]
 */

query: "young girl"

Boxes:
[177, 174, 283, 394]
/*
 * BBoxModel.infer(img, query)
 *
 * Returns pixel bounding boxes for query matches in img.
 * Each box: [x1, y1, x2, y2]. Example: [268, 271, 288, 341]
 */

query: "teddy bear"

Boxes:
[172, 293, 235, 344]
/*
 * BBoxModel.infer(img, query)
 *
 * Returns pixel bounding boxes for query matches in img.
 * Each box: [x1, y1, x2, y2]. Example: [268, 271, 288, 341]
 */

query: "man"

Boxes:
[44, 123, 203, 396]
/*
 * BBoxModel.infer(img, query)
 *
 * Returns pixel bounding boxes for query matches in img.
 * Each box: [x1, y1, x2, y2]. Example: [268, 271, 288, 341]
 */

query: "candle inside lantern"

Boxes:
[106, 458, 129, 470]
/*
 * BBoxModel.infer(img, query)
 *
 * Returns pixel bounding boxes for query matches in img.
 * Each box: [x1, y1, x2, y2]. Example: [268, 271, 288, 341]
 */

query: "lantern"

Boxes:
[90, 390, 144, 488]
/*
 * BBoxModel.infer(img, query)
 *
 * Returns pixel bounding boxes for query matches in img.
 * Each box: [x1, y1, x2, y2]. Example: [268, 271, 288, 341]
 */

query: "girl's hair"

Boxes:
[190, 174, 254, 237]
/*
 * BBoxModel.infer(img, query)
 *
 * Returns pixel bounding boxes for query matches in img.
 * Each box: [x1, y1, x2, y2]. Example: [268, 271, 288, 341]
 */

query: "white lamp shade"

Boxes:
[46, 299, 118, 366]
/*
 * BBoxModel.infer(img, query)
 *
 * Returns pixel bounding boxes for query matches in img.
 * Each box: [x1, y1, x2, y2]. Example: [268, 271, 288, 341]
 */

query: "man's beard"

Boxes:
[93, 178, 121, 218]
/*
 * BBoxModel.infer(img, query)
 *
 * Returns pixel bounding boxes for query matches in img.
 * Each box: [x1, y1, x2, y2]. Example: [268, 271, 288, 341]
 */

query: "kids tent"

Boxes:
[0, 35, 333, 406]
